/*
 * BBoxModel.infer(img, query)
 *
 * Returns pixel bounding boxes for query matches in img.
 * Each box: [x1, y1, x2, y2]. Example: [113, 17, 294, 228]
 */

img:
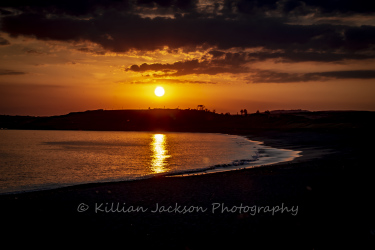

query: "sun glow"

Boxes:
[150, 134, 170, 173]
[154, 86, 165, 97]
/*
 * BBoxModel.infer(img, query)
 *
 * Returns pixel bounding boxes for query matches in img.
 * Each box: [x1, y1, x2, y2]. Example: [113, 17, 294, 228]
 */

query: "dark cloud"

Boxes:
[24, 49, 44, 54]
[161, 79, 214, 84]
[128, 49, 374, 78]
[209, 49, 374, 63]
[0, 0, 374, 66]
[249, 50, 374, 63]
[1, 0, 374, 17]
[77, 47, 106, 55]
[223, 0, 375, 15]
[137, 0, 197, 11]
[0, 8, 13, 16]
[314, 70, 375, 79]
[3, 11, 373, 57]
[0, 69, 26, 75]
[0, 0, 197, 17]
[250, 70, 375, 83]
[0, 0, 130, 16]
[129, 78, 215, 84]
[2, 13, 89, 41]
[0, 37, 10, 45]
[344, 25, 375, 51]
[127, 55, 250, 76]
[301, 0, 375, 14]
[127, 54, 375, 83]
[250, 70, 320, 83]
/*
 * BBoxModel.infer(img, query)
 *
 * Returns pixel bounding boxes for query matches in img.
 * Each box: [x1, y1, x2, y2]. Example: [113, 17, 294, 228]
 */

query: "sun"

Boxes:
[154, 86, 165, 97]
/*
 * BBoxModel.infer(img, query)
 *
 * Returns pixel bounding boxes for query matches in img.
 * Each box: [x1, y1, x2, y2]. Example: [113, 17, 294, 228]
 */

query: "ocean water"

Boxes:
[0, 130, 299, 194]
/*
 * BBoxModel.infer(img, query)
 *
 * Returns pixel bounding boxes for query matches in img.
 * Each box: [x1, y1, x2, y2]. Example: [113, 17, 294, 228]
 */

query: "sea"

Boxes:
[0, 130, 300, 194]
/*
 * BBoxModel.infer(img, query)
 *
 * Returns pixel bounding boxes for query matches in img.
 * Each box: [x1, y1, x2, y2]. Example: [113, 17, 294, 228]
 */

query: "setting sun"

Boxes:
[154, 86, 165, 97]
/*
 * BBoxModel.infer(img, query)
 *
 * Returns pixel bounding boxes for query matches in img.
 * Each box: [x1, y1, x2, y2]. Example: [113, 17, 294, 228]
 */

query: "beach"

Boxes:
[1, 128, 374, 248]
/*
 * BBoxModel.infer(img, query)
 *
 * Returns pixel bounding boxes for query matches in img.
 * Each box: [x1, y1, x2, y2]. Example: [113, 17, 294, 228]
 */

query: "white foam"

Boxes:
[168, 139, 302, 177]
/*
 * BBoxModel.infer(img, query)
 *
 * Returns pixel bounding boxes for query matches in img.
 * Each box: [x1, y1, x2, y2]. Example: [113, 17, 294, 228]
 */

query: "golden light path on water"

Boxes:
[150, 134, 171, 173]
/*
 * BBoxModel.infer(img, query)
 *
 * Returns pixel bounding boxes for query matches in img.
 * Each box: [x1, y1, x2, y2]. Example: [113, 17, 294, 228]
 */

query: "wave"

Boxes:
[164, 152, 260, 177]
[163, 140, 301, 177]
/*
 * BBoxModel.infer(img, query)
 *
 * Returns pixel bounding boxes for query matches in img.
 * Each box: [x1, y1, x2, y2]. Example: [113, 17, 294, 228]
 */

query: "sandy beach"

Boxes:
[1, 129, 374, 248]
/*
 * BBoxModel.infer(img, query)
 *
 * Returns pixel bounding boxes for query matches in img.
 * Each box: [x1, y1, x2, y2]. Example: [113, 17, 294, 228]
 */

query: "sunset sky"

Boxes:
[1, 0, 375, 116]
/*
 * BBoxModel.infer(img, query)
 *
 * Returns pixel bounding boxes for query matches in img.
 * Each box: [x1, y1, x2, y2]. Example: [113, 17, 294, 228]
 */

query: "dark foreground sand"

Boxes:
[1, 129, 375, 249]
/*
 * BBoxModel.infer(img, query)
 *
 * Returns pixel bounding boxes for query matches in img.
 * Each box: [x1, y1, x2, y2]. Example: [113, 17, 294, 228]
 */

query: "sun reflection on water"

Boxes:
[150, 134, 170, 173]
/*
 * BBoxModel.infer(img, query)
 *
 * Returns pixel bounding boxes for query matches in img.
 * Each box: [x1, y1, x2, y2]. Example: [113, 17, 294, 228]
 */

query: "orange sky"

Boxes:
[1, 1, 375, 116]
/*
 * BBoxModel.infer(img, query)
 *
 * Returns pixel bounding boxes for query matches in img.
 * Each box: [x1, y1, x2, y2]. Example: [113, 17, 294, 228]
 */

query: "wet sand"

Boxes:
[1, 129, 375, 248]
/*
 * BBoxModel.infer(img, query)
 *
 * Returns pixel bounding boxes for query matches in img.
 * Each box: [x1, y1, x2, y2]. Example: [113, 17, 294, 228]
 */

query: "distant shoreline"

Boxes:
[1, 109, 374, 133]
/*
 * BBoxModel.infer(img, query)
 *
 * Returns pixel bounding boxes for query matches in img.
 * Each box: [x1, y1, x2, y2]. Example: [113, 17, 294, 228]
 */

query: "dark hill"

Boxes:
[1, 109, 375, 133]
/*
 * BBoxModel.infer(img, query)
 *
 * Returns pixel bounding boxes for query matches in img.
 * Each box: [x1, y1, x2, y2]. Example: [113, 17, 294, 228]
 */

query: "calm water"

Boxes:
[0, 130, 263, 194]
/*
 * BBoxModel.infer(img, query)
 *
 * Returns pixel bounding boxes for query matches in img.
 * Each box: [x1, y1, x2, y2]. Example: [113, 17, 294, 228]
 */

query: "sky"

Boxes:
[0, 0, 375, 116]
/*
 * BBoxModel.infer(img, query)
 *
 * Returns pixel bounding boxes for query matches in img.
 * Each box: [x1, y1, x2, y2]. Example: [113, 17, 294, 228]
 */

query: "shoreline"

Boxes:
[0, 132, 302, 196]
[169, 137, 302, 177]
[0, 131, 330, 197]
[1, 129, 374, 248]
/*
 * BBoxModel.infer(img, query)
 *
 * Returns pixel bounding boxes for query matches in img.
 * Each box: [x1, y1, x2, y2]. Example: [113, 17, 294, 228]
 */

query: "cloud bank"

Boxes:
[1, 0, 374, 82]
